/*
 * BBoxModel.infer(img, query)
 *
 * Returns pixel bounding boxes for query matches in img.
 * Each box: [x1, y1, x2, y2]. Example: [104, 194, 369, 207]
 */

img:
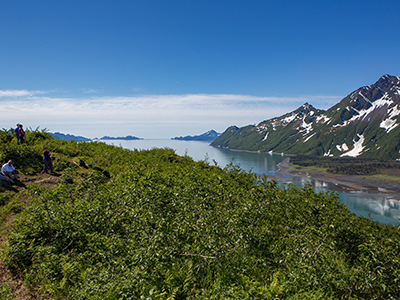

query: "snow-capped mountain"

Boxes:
[211, 74, 400, 159]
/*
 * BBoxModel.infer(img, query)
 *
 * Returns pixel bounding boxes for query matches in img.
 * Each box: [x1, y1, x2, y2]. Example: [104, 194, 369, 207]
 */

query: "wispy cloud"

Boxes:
[0, 93, 343, 138]
[82, 88, 98, 94]
[0, 89, 47, 98]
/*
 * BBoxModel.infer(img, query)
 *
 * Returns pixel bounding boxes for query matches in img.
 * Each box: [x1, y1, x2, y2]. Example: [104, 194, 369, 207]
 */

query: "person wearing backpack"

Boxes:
[18, 124, 26, 144]
[42, 147, 54, 174]
[15, 124, 20, 145]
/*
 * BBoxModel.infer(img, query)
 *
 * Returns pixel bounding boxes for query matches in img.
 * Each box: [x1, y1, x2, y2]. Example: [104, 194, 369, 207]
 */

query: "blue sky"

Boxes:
[1, 0, 399, 138]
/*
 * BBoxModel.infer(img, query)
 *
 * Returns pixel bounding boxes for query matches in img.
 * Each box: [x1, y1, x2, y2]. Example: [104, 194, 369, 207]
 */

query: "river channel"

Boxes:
[103, 139, 400, 226]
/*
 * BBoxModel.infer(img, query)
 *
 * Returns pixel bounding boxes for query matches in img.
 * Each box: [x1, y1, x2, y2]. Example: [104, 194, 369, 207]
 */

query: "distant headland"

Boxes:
[50, 132, 143, 142]
[172, 130, 220, 142]
[96, 135, 143, 141]
[50, 132, 91, 142]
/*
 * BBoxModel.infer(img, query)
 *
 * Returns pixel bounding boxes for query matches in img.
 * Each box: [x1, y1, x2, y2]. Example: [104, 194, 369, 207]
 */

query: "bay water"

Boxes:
[103, 139, 400, 226]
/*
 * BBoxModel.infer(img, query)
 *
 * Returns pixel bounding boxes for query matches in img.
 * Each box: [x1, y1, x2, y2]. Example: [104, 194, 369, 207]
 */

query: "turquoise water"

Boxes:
[103, 139, 400, 226]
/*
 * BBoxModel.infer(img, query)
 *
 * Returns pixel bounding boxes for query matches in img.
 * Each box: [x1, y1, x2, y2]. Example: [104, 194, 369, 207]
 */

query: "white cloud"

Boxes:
[0, 93, 343, 138]
[0, 89, 47, 97]
[82, 88, 98, 94]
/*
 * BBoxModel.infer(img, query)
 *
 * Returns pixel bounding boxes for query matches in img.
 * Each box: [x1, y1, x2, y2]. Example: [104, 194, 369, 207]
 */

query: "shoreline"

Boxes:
[273, 158, 400, 195]
[211, 145, 294, 156]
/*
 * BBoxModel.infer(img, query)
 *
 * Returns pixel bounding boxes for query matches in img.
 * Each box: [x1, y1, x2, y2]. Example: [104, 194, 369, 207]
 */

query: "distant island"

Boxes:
[172, 130, 221, 142]
[50, 132, 91, 142]
[50, 133, 143, 142]
[97, 135, 143, 140]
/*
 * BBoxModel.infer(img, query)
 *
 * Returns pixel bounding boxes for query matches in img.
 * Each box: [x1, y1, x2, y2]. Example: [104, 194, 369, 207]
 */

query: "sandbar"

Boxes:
[272, 158, 400, 195]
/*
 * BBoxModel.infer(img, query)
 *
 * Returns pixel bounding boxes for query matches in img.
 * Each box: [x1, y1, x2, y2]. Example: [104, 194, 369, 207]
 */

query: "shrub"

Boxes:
[1, 133, 399, 299]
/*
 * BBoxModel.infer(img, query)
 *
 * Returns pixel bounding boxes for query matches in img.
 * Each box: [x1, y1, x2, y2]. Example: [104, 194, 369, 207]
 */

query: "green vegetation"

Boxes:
[212, 77, 400, 160]
[0, 128, 399, 299]
[291, 155, 400, 176]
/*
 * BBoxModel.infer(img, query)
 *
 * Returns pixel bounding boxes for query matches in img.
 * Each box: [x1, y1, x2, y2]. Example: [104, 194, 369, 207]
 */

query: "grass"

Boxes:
[289, 161, 400, 181]
[368, 173, 400, 183]
[288, 163, 328, 173]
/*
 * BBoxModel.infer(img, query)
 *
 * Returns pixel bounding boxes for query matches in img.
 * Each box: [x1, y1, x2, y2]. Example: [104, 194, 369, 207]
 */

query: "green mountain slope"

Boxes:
[212, 75, 400, 159]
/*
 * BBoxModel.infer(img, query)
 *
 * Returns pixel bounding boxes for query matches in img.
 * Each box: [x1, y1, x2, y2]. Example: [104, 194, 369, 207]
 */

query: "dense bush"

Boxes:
[0, 129, 399, 299]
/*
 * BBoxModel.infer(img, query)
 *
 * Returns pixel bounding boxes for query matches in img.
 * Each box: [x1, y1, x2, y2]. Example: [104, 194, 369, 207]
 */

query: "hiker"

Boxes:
[15, 124, 20, 145]
[0, 170, 14, 184]
[2, 160, 18, 182]
[18, 124, 26, 144]
[42, 147, 54, 174]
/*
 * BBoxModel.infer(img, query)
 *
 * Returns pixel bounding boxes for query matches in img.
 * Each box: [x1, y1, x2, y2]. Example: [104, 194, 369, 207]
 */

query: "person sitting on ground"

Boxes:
[0, 169, 14, 184]
[42, 147, 54, 174]
[2, 160, 18, 182]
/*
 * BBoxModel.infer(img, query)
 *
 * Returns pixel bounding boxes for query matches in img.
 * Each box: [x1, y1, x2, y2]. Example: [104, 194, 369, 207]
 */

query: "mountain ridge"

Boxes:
[50, 132, 91, 142]
[211, 74, 400, 160]
[172, 130, 221, 141]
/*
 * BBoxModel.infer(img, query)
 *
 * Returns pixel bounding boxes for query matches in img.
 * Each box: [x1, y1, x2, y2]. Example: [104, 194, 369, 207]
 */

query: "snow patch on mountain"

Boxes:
[380, 119, 398, 133]
[358, 91, 372, 104]
[316, 114, 330, 123]
[303, 132, 316, 143]
[336, 143, 349, 152]
[380, 105, 400, 133]
[334, 92, 395, 128]
[262, 132, 269, 141]
[324, 149, 333, 157]
[281, 114, 297, 125]
[298, 118, 313, 135]
[341, 134, 365, 157]
[256, 124, 268, 133]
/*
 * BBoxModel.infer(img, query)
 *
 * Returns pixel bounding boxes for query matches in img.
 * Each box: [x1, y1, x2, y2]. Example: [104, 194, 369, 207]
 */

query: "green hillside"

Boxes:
[212, 75, 400, 160]
[0, 128, 399, 299]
